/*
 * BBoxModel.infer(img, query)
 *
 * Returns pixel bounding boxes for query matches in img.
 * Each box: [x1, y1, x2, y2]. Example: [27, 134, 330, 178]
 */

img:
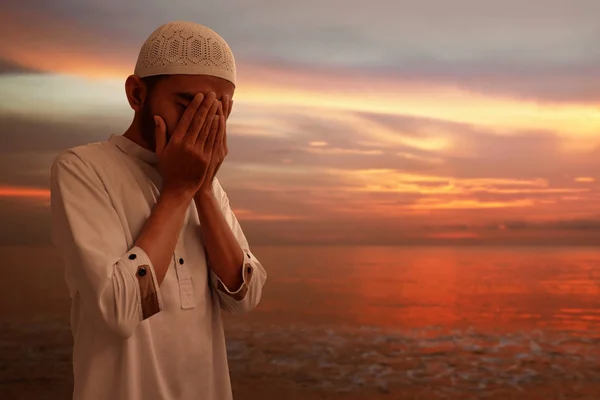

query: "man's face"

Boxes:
[138, 74, 235, 152]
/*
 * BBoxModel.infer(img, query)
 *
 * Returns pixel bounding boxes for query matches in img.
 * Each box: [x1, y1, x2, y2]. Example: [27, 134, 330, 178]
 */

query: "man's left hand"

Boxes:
[197, 95, 233, 197]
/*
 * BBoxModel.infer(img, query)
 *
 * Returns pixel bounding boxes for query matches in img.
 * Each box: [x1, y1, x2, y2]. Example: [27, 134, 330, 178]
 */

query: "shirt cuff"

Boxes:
[215, 251, 254, 301]
[119, 246, 163, 320]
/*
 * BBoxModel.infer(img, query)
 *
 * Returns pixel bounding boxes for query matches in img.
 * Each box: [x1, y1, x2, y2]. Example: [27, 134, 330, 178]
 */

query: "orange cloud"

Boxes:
[332, 169, 586, 197]
[230, 208, 304, 221]
[0, 187, 49, 199]
[0, 9, 133, 79]
[575, 177, 595, 183]
[304, 147, 383, 155]
[0, 186, 303, 221]
[426, 231, 481, 239]
[409, 198, 534, 210]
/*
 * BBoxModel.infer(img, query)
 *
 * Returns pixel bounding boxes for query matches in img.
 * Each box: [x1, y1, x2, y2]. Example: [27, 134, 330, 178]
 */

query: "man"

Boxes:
[50, 21, 267, 400]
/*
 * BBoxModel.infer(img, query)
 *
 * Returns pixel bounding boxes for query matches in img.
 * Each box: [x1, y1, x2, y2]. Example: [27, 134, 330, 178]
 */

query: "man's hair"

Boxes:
[141, 74, 167, 95]
[137, 75, 168, 150]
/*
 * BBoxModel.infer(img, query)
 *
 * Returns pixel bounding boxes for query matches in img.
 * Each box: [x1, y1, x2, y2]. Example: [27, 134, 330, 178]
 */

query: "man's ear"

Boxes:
[125, 75, 147, 112]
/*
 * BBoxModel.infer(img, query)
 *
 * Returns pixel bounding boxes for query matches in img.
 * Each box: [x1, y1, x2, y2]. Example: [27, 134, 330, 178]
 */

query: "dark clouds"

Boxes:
[229, 108, 600, 182]
[0, 115, 107, 155]
[3, 0, 600, 102]
[2, 102, 598, 189]
[0, 59, 37, 75]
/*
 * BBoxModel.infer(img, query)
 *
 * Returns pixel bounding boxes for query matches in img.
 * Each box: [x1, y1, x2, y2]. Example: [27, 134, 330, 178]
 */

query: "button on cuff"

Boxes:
[120, 246, 164, 319]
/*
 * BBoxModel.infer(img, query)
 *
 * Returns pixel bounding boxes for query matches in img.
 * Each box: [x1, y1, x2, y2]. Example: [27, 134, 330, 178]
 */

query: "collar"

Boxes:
[109, 134, 158, 165]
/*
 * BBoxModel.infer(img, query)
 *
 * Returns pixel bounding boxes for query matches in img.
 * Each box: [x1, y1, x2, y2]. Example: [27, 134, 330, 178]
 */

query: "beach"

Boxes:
[1, 245, 600, 399]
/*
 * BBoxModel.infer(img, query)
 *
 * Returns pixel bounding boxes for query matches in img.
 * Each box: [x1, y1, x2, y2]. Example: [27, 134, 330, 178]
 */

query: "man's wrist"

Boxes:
[160, 186, 196, 207]
[195, 185, 215, 201]
[194, 187, 217, 214]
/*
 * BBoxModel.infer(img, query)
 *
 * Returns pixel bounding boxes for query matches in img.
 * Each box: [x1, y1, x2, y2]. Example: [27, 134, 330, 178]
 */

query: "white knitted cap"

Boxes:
[134, 21, 236, 86]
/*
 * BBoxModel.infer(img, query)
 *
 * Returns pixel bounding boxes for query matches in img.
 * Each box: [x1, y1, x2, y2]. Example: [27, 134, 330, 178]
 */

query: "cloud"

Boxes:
[0, 74, 130, 124]
[0, 1, 598, 245]
[9, 92, 592, 192]
[228, 107, 600, 182]
[0, 8, 137, 77]
[0, 59, 38, 75]
[0, 115, 110, 154]
[2, 0, 600, 103]
[0, 114, 124, 186]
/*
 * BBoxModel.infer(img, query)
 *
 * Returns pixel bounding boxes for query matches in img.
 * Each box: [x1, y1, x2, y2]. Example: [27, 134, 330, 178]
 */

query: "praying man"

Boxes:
[50, 21, 267, 400]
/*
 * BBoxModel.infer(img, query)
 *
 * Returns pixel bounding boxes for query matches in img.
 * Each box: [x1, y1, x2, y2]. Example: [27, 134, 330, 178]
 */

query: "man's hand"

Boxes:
[190, 94, 246, 293]
[197, 94, 233, 196]
[154, 92, 221, 200]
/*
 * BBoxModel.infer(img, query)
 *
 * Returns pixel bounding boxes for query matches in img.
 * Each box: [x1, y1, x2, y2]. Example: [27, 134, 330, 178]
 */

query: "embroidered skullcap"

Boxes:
[134, 21, 236, 86]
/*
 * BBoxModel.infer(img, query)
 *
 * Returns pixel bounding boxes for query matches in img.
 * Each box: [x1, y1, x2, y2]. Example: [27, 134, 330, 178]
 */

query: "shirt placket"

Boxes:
[174, 206, 197, 310]
[174, 249, 196, 309]
[146, 165, 196, 310]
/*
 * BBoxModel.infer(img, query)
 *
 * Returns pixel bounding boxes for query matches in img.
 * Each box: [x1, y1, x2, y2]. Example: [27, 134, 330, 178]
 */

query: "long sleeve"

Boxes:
[50, 151, 163, 338]
[209, 179, 267, 315]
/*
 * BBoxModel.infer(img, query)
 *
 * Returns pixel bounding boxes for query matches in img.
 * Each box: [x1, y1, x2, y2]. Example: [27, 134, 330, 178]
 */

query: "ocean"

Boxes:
[1, 245, 600, 399]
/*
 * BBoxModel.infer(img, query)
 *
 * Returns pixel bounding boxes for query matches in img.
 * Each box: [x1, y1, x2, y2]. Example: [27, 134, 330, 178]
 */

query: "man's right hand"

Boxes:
[153, 92, 221, 200]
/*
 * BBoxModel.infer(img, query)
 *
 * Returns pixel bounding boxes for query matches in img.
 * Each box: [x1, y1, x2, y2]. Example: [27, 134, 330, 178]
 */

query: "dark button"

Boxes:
[138, 267, 147, 277]
[246, 253, 251, 259]
[129, 254, 137, 260]
[179, 258, 184, 265]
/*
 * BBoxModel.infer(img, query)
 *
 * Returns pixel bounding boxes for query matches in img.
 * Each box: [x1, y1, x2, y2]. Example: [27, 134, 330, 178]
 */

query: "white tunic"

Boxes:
[49, 134, 266, 400]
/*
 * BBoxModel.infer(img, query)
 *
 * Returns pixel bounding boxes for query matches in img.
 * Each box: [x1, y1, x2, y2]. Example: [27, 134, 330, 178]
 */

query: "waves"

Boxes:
[225, 322, 600, 397]
[2, 318, 600, 398]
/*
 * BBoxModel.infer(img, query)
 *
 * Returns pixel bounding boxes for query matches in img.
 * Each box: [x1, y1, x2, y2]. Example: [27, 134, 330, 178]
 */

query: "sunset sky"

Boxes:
[0, 0, 599, 245]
